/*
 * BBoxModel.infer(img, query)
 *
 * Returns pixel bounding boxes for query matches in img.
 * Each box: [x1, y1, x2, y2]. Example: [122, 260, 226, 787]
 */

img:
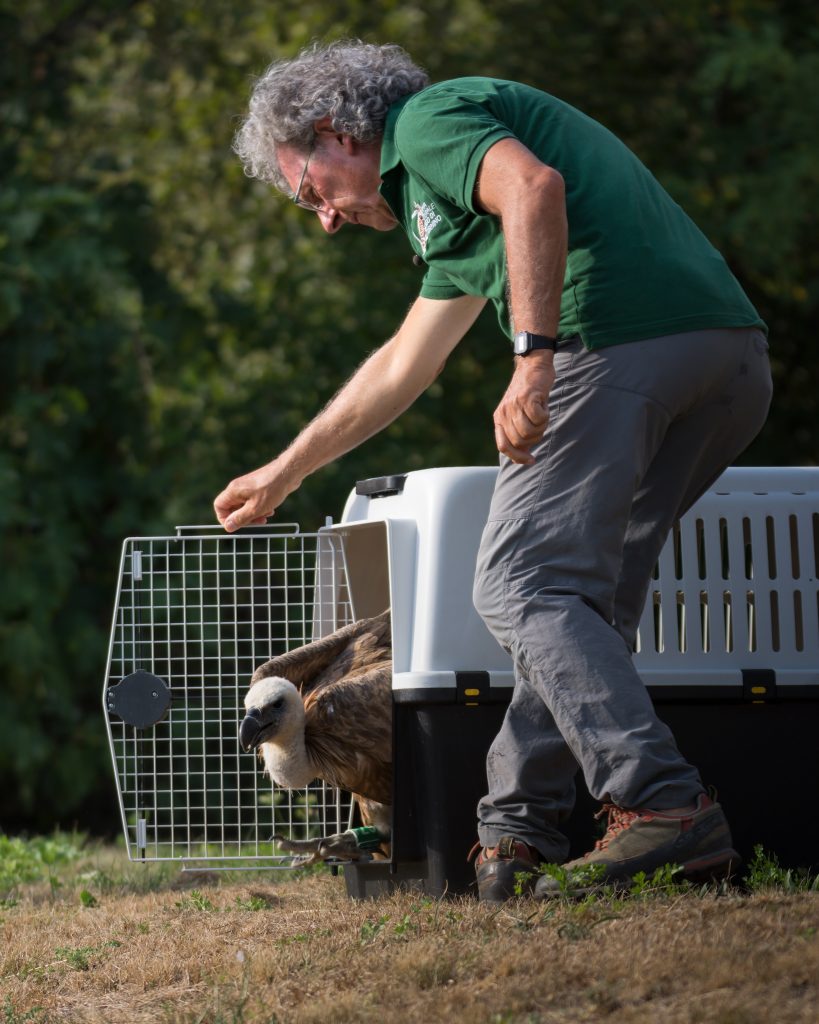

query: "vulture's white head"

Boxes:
[239, 676, 313, 788]
[240, 676, 305, 752]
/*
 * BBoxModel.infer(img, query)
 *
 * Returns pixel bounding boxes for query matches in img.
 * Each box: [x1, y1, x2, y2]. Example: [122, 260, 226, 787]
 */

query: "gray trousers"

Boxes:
[473, 327, 773, 861]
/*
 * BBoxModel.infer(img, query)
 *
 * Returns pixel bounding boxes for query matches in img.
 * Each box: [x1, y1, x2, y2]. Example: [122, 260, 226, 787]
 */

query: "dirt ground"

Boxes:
[1, 845, 818, 1024]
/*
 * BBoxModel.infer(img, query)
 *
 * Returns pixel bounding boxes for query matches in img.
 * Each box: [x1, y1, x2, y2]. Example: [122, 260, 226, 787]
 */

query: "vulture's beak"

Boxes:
[240, 707, 264, 752]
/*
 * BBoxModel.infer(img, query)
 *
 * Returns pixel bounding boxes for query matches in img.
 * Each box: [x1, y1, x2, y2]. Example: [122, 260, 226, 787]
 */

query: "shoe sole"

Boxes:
[477, 877, 539, 903]
[534, 846, 742, 900]
[679, 846, 742, 883]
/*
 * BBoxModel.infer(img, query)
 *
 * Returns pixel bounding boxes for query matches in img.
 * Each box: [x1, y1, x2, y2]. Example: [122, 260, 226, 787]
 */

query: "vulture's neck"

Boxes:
[260, 720, 315, 789]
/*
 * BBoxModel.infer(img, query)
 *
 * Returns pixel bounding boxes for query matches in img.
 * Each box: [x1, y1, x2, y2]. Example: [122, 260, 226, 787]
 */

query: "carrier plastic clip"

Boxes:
[741, 669, 777, 704]
[456, 671, 490, 707]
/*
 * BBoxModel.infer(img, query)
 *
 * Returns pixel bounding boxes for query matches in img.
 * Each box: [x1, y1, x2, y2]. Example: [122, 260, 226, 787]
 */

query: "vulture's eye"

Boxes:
[272, 698, 284, 709]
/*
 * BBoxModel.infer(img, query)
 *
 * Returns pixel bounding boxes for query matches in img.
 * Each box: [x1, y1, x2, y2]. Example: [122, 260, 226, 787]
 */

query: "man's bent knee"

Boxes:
[473, 568, 514, 652]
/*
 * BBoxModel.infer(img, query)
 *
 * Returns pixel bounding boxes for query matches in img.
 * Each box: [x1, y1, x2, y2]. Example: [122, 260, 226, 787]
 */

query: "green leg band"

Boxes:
[346, 826, 386, 851]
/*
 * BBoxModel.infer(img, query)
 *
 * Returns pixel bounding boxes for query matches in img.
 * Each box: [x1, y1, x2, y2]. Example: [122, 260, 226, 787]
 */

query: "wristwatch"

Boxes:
[513, 331, 558, 356]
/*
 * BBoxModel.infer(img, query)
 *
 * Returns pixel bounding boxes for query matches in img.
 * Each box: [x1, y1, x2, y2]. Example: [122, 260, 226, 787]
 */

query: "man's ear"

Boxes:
[313, 117, 357, 152]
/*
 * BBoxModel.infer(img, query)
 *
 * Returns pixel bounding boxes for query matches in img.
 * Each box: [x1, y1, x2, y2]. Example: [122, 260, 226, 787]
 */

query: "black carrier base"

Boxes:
[344, 694, 819, 899]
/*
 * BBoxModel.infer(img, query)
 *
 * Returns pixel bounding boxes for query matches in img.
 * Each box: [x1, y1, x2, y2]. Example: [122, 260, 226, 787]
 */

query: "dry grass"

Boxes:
[1, 844, 818, 1024]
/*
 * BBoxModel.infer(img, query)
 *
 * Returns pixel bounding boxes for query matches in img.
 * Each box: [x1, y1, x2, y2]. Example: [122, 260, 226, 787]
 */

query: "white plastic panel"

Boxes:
[342, 466, 819, 690]
[342, 468, 513, 689]
[636, 468, 819, 686]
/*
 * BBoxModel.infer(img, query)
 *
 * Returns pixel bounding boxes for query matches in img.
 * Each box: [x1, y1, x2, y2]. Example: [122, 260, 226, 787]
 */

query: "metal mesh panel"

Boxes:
[103, 525, 355, 867]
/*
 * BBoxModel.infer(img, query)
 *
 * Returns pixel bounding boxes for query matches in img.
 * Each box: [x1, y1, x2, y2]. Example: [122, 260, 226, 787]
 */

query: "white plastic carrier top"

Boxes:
[340, 466, 819, 694]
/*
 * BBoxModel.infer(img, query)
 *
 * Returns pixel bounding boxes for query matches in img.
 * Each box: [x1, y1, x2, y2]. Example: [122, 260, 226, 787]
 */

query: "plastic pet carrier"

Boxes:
[103, 467, 819, 895]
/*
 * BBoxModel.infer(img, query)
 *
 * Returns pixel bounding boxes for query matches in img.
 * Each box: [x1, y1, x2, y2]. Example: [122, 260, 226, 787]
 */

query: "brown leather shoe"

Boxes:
[469, 836, 542, 903]
[534, 793, 740, 899]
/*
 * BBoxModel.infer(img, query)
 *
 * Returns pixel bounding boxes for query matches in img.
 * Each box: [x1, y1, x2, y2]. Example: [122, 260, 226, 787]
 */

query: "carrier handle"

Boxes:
[174, 523, 301, 536]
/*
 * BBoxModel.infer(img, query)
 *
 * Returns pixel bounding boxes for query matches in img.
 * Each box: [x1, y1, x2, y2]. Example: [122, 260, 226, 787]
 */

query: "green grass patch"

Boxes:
[233, 893, 274, 911]
[54, 940, 122, 972]
[0, 833, 84, 894]
[2, 999, 48, 1023]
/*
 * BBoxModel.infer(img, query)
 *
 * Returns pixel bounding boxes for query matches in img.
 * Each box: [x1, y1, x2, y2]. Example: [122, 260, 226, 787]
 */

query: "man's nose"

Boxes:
[317, 206, 345, 234]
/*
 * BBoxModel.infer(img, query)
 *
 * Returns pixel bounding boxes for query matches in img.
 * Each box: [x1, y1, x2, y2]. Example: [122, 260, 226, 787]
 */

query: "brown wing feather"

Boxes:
[250, 610, 392, 807]
[303, 664, 392, 805]
[251, 609, 391, 695]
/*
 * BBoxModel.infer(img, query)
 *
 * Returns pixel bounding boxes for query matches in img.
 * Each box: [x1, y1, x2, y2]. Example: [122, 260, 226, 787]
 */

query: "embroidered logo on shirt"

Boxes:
[412, 200, 442, 256]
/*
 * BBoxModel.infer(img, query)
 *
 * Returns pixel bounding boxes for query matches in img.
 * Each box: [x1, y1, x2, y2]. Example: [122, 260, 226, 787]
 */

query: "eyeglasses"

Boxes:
[292, 139, 324, 213]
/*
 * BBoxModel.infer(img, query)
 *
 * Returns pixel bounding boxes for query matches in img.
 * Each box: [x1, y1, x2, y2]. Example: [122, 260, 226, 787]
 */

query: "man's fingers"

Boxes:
[521, 389, 549, 422]
[231, 515, 271, 530]
[518, 397, 549, 437]
[515, 418, 548, 445]
[494, 422, 536, 465]
[214, 486, 259, 533]
[224, 503, 269, 533]
[494, 404, 550, 451]
[492, 358, 554, 463]
[213, 486, 240, 525]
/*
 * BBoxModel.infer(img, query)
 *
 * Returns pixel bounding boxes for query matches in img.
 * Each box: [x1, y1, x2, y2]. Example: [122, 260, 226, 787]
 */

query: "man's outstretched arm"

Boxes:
[213, 293, 486, 531]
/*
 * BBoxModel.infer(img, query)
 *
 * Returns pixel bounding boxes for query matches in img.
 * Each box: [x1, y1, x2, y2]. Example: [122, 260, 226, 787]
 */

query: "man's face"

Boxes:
[278, 132, 398, 234]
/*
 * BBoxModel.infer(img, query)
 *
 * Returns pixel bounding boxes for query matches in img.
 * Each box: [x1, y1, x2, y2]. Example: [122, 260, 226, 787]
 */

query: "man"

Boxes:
[215, 41, 772, 901]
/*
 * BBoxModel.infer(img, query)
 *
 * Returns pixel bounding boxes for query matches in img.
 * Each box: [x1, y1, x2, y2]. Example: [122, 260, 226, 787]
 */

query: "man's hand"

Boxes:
[214, 462, 295, 533]
[493, 351, 555, 464]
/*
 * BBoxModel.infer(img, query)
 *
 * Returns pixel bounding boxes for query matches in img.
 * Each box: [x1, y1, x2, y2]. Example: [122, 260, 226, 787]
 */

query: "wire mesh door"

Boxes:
[103, 524, 356, 869]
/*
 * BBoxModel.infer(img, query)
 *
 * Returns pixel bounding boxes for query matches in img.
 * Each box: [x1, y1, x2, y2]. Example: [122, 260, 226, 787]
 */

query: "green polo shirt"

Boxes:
[378, 78, 765, 348]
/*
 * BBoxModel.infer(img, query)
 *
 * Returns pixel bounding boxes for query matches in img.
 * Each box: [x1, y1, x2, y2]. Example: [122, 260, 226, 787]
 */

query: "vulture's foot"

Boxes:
[274, 826, 390, 865]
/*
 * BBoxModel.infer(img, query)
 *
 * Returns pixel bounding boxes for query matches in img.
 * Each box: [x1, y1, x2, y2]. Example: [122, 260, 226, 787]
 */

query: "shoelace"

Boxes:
[466, 838, 514, 864]
[467, 837, 538, 864]
[592, 804, 650, 852]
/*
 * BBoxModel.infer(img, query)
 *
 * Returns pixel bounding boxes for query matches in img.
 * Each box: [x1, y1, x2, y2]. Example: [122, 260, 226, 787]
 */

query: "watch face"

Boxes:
[513, 332, 556, 355]
[513, 332, 528, 355]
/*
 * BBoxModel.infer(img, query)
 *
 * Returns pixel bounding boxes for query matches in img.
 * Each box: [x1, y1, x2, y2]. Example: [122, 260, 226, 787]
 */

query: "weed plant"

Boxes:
[175, 890, 217, 912]
[744, 844, 819, 893]
[2, 999, 48, 1023]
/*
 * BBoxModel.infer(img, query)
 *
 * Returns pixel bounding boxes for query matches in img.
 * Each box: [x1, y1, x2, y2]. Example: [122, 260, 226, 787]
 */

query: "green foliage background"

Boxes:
[1, 0, 816, 832]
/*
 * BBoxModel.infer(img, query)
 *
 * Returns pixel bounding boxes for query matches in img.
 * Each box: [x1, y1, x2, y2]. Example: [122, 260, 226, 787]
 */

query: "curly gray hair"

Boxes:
[233, 40, 429, 194]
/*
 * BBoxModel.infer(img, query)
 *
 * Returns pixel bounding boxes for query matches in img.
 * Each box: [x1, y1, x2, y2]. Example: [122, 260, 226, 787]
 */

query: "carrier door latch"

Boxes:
[106, 670, 172, 728]
[741, 669, 777, 703]
[456, 671, 490, 706]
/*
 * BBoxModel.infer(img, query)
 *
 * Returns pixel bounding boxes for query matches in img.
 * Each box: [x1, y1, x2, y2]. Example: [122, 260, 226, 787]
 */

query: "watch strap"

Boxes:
[513, 331, 558, 355]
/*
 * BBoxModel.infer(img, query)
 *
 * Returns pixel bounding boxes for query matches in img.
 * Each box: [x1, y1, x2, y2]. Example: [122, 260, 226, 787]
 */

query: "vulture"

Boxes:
[239, 608, 392, 863]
